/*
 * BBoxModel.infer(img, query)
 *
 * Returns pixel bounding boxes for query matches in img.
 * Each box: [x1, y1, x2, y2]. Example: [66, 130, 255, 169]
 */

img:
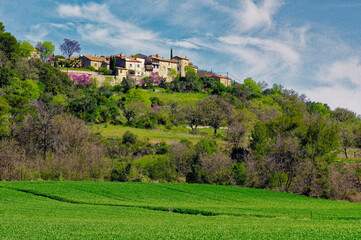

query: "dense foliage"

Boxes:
[1, 23, 361, 201]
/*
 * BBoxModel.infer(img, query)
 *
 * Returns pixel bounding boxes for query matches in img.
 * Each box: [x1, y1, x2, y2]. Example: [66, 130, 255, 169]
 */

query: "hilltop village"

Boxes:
[60, 53, 232, 86]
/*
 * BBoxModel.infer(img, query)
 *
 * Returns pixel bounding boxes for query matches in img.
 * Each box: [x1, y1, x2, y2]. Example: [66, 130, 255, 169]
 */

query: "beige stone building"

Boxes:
[113, 54, 144, 78]
[172, 56, 190, 77]
[115, 67, 128, 80]
[143, 55, 178, 82]
[79, 55, 109, 70]
[206, 74, 232, 87]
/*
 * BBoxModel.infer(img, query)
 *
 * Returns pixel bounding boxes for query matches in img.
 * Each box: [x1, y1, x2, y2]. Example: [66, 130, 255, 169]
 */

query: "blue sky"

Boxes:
[2, 0, 361, 114]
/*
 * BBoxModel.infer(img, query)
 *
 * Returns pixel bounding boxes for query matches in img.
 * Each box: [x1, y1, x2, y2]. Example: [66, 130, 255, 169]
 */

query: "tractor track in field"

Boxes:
[0, 185, 293, 220]
[1, 186, 219, 217]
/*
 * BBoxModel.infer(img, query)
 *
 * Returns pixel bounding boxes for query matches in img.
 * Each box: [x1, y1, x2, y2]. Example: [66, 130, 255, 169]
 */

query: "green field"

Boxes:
[146, 90, 207, 105]
[93, 124, 227, 145]
[1, 182, 361, 239]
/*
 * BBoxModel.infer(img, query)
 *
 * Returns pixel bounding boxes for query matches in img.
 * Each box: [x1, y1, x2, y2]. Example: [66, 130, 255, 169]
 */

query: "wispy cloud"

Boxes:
[24, 24, 49, 43]
[236, 0, 284, 32]
[57, 2, 164, 54]
[303, 57, 361, 113]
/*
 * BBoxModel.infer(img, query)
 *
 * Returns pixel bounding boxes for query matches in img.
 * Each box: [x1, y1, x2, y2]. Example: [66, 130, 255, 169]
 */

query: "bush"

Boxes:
[129, 155, 179, 182]
[122, 131, 137, 144]
[88, 66, 95, 71]
[155, 142, 169, 154]
[98, 66, 107, 73]
[199, 153, 235, 185]
[111, 161, 132, 182]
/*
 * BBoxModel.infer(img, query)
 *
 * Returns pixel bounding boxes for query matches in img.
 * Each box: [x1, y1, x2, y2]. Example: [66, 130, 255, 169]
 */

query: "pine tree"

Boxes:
[170, 48, 173, 59]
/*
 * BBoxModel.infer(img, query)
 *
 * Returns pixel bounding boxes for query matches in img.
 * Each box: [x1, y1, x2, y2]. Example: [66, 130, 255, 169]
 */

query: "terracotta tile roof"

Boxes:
[149, 55, 177, 63]
[205, 74, 230, 79]
[116, 67, 128, 70]
[113, 55, 142, 63]
[172, 56, 189, 61]
[82, 55, 106, 62]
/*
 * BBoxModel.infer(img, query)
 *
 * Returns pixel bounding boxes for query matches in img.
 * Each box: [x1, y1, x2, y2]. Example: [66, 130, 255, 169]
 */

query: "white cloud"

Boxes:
[50, 23, 71, 30]
[168, 40, 201, 49]
[57, 4, 82, 18]
[316, 58, 361, 87]
[236, 0, 284, 31]
[56, 3, 163, 54]
[24, 24, 49, 43]
[304, 58, 361, 114]
[219, 35, 299, 63]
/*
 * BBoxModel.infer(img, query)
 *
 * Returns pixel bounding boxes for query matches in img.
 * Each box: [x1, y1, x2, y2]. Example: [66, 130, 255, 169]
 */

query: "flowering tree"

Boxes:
[36, 41, 54, 62]
[140, 72, 161, 89]
[59, 39, 81, 59]
[68, 73, 92, 88]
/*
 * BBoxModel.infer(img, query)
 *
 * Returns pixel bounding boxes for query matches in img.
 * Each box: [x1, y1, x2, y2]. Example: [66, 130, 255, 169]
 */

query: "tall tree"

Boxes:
[0, 23, 20, 61]
[200, 96, 233, 134]
[170, 48, 173, 59]
[36, 41, 55, 62]
[59, 38, 81, 60]
[110, 56, 116, 75]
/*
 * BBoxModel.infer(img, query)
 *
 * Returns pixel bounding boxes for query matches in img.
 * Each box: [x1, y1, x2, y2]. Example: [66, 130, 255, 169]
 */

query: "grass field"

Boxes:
[93, 124, 227, 145]
[146, 90, 207, 105]
[1, 182, 361, 239]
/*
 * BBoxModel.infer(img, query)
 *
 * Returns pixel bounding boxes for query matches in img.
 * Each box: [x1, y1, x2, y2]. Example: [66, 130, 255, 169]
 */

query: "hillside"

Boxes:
[0, 181, 360, 239]
[2, 22, 361, 202]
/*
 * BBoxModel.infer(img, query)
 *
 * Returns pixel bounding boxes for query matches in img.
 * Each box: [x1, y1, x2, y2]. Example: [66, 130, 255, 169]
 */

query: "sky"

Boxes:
[1, 0, 361, 114]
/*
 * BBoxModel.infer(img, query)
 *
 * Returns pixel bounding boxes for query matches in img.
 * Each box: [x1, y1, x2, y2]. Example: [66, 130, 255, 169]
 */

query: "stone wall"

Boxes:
[61, 69, 123, 86]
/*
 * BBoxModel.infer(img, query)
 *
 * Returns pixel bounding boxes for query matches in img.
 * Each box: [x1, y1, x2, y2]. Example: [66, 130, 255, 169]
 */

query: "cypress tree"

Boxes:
[170, 48, 173, 59]
[110, 56, 116, 75]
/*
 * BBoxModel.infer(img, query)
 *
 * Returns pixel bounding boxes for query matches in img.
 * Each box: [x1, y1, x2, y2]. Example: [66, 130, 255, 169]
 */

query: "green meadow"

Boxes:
[1, 181, 360, 239]
[93, 124, 227, 145]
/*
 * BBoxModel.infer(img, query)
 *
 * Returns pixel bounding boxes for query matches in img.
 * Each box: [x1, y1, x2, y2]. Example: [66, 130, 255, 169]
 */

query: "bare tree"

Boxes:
[59, 39, 81, 59]
[178, 103, 204, 133]
[30, 100, 63, 167]
[200, 96, 233, 134]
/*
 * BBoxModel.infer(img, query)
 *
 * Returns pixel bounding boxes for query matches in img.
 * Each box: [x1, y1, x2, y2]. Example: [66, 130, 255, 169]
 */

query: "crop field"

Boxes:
[0, 182, 361, 239]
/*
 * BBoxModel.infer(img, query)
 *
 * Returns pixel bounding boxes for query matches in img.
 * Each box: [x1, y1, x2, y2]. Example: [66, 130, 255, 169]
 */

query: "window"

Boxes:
[168, 68, 171, 72]
[177, 67, 180, 71]
[130, 64, 133, 67]
[137, 64, 140, 68]
[94, 63, 98, 67]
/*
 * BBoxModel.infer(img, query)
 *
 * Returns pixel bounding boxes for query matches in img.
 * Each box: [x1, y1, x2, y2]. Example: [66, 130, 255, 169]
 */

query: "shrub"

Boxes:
[122, 131, 137, 144]
[155, 142, 169, 154]
[87, 65, 95, 71]
[111, 161, 132, 182]
[200, 153, 235, 185]
[98, 66, 107, 73]
[129, 155, 178, 182]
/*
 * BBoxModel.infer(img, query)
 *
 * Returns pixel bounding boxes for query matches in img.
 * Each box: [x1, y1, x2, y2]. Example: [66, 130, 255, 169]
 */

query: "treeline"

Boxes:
[2, 22, 361, 201]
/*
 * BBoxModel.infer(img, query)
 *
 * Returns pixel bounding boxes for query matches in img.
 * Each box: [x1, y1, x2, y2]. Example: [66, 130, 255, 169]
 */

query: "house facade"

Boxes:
[113, 54, 144, 78]
[141, 55, 178, 82]
[206, 74, 232, 87]
[172, 56, 190, 77]
[79, 55, 109, 70]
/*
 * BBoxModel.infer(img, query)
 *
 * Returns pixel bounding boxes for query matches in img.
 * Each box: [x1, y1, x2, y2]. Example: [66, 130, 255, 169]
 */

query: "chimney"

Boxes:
[120, 53, 123, 56]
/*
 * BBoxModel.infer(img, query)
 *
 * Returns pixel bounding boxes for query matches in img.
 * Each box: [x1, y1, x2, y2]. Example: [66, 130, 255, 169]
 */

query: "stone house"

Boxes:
[142, 54, 178, 82]
[205, 74, 232, 87]
[113, 54, 144, 78]
[115, 67, 128, 80]
[172, 56, 190, 77]
[79, 55, 109, 70]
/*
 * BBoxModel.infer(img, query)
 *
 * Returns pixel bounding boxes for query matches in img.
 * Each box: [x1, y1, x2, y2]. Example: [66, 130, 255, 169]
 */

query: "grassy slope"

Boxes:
[94, 125, 226, 145]
[0, 182, 360, 239]
[93, 91, 225, 144]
